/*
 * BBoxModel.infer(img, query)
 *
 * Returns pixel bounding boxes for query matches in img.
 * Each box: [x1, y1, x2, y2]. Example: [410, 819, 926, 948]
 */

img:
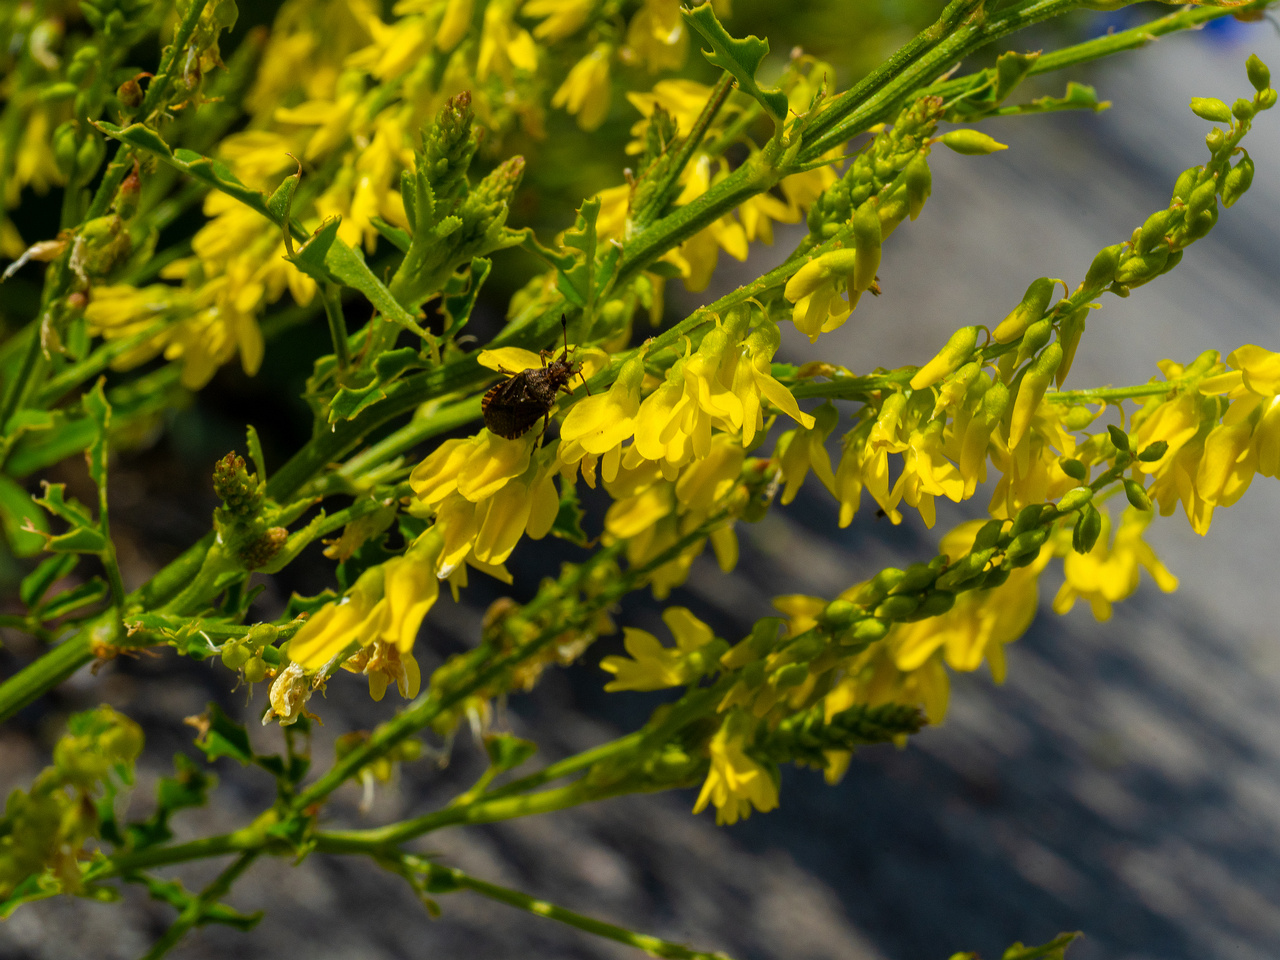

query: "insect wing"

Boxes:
[483, 376, 549, 439]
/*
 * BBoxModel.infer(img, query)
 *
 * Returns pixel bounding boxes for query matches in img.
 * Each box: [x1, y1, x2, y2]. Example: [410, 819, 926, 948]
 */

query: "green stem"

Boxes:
[321, 283, 351, 374]
[416, 861, 735, 960]
[136, 851, 258, 960]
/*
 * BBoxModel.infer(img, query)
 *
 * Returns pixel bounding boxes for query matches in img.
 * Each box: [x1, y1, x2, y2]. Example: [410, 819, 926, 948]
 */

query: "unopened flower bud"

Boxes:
[221, 640, 251, 670]
[939, 129, 1008, 155]
[244, 656, 268, 683]
[910, 325, 979, 390]
[1123, 478, 1152, 511]
[1189, 97, 1232, 123]
[993, 277, 1055, 343]
[1246, 53, 1271, 93]
[1057, 486, 1093, 513]
[904, 153, 932, 220]
[1222, 154, 1254, 208]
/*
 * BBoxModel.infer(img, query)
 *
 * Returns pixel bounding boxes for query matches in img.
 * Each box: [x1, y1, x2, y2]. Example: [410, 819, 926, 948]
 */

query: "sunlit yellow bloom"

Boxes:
[288, 531, 444, 670]
[552, 44, 612, 130]
[731, 317, 815, 446]
[436, 0, 473, 50]
[1052, 507, 1178, 621]
[693, 710, 779, 825]
[274, 88, 361, 162]
[348, 12, 432, 81]
[559, 357, 644, 472]
[217, 131, 298, 190]
[832, 424, 868, 528]
[523, 0, 595, 39]
[894, 418, 964, 528]
[477, 1, 538, 81]
[626, 79, 713, 146]
[776, 403, 838, 504]
[783, 248, 860, 342]
[825, 645, 951, 725]
[600, 606, 716, 691]
[860, 392, 908, 522]
[6, 108, 60, 206]
[621, 0, 687, 72]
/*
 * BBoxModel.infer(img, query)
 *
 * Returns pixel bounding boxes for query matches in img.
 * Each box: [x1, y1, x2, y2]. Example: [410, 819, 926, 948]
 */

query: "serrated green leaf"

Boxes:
[33, 483, 95, 528]
[556, 197, 600, 313]
[683, 3, 788, 126]
[245, 425, 267, 481]
[82, 379, 111, 495]
[287, 217, 342, 283]
[192, 702, 254, 766]
[441, 257, 491, 338]
[994, 51, 1040, 102]
[45, 525, 108, 553]
[131, 873, 263, 931]
[0, 474, 47, 557]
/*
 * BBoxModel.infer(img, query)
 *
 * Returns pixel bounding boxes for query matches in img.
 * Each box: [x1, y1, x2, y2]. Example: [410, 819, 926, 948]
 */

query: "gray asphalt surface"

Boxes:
[4, 18, 1280, 960]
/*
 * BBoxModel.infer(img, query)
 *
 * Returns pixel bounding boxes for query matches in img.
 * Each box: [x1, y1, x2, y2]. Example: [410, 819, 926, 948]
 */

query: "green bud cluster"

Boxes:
[212, 452, 287, 570]
[754, 701, 924, 767]
[806, 95, 945, 238]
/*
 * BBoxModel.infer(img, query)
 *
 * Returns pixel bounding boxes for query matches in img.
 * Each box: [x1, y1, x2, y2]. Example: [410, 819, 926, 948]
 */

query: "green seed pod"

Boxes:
[817, 599, 860, 631]
[1137, 209, 1175, 254]
[935, 548, 995, 592]
[977, 566, 1011, 591]
[1107, 424, 1131, 452]
[1055, 305, 1088, 387]
[247, 622, 280, 649]
[1010, 503, 1045, 538]
[1246, 54, 1271, 93]
[1060, 458, 1088, 482]
[851, 201, 882, 294]
[1058, 486, 1093, 513]
[912, 590, 956, 619]
[1180, 205, 1217, 243]
[1063, 405, 1098, 431]
[1072, 504, 1103, 554]
[1083, 244, 1122, 290]
[845, 618, 890, 645]
[993, 277, 1055, 343]
[904, 153, 932, 220]
[1113, 246, 1169, 287]
[784, 633, 827, 664]
[862, 567, 906, 606]
[53, 122, 79, 178]
[973, 519, 1007, 552]
[910, 325, 979, 390]
[773, 663, 810, 690]
[1257, 88, 1279, 111]
[1014, 317, 1053, 369]
[1005, 527, 1048, 561]
[1157, 249, 1183, 277]
[939, 129, 1009, 155]
[38, 82, 79, 104]
[243, 656, 268, 684]
[1189, 97, 1232, 123]
[1171, 167, 1201, 203]
[1232, 98, 1255, 122]
[221, 640, 251, 670]
[892, 560, 940, 596]
[1138, 440, 1169, 462]
[1124, 478, 1152, 511]
[1222, 154, 1255, 208]
[74, 136, 106, 186]
[875, 594, 921, 621]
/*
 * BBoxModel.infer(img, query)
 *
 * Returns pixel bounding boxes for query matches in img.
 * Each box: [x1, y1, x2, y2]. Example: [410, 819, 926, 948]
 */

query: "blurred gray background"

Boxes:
[5, 13, 1280, 960]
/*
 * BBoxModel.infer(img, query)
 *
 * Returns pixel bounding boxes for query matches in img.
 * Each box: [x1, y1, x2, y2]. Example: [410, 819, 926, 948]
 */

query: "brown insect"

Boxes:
[482, 315, 584, 440]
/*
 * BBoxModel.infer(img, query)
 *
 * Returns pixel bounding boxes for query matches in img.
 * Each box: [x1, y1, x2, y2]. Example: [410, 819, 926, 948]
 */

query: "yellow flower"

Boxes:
[344, 640, 422, 701]
[783, 248, 861, 342]
[693, 710, 779, 825]
[894, 417, 964, 528]
[523, 0, 595, 40]
[621, 0, 686, 72]
[600, 606, 716, 691]
[731, 317, 815, 447]
[1052, 507, 1178, 621]
[478, 1, 538, 81]
[776, 403, 838, 504]
[436, 0, 473, 50]
[552, 44, 612, 130]
[559, 357, 644, 476]
[288, 531, 444, 670]
[273, 89, 362, 162]
[626, 79, 713, 146]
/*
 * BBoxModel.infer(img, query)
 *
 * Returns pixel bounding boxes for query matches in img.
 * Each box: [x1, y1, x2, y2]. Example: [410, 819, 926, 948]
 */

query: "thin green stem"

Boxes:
[136, 851, 258, 960]
[416, 861, 735, 960]
[321, 283, 351, 374]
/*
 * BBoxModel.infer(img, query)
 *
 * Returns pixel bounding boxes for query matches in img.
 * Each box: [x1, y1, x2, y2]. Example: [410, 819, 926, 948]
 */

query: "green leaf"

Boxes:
[371, 216, 412, 252]
[191, 702, 254, 766]
[82, 379, 111, 495]
[683, 3, 788, 127]
[994, 50, 1040, 102]
[131, 873, 263, 931]
[441, 257, 491, 338]
[484, 733, 537, 773]
[265, 166, 300, 222]
[287, 217, 342, 284]
[0, 474, 47, 557]
[550, 480, 589, 546]
[556, 197, 601, 313]
[1001, 932, 1080, 960]
[20, 554, 77, 608]
[40, 578, 110, 620]
[245, 425, 268, 482]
